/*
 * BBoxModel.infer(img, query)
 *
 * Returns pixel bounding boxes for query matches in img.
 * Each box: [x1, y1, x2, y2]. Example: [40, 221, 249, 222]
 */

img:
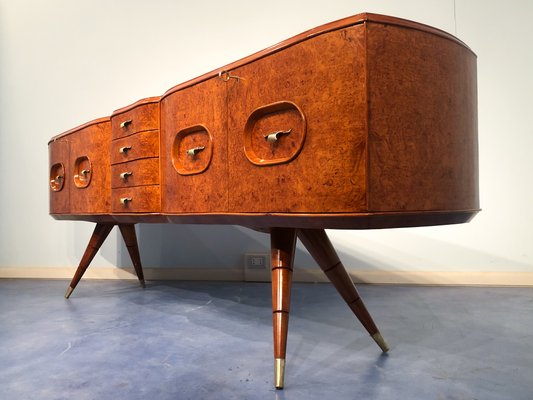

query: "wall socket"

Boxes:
[244, 253, 271, 282]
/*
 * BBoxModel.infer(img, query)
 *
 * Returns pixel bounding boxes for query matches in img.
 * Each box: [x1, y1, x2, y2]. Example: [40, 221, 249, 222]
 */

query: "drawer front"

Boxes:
[111, 130, 159, 164]
[112, 102, 159, 139]
[112, 185, 160, 213]
[111, 158, 160, 188]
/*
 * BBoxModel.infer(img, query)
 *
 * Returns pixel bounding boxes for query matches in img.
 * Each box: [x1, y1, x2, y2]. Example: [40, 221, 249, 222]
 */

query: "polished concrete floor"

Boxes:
[0, 279, 532, 400]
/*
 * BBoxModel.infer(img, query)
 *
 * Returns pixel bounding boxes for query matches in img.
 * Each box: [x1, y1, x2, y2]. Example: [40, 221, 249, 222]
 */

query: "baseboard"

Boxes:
[1, 267, 532, 286]
[0, 267, 244, 281]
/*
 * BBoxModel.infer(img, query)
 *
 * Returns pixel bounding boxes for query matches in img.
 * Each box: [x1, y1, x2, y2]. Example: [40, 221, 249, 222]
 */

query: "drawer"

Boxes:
[112, 185, 160, 213]
[111, 158, 160, 188]
[111, 130, 159, 164]
[111, 101, 159, 139]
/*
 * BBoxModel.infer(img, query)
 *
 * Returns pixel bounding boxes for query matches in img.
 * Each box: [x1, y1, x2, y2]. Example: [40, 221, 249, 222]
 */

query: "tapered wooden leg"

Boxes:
[297, 228, 389, 352]
[64, 223, 114, 299]
[270, 227, 297, 390]
[118, 224, 146, 288]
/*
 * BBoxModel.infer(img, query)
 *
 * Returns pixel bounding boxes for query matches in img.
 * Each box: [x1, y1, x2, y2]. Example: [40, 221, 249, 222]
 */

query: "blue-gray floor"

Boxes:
[0, 279, 532, 400]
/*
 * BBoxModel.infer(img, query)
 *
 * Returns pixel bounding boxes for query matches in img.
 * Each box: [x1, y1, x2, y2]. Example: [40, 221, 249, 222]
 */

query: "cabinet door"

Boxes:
[49, 139, 70, 214]
[161, 77, 228, 213]
[227, 25, 368, 213]
[69, 121, 111, 214]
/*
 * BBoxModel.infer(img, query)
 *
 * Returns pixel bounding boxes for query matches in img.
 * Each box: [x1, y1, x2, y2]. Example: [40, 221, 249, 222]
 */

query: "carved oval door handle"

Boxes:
[264, 129, 292, 143]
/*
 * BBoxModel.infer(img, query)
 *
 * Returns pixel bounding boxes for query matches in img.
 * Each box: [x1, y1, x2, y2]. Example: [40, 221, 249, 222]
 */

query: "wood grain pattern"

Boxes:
[51, 13, 478, 389]
[69, 119, 111, 214]
[66, 223, 146, 297]
[366, 22, 478, 212]
[118, 224, 145, 285]
[161, 77, 228, 213]
[67, 223, 114, 294]
[161, 13, 471, 99]
[270, 228, 297, 360]
[49, 139, 70, 214]
[111, 130, 159, 164]
[227, 25, 368, 213]
[111, 158, 159, 188]
[111, 99, 159, 140]
[112, 185, 160, 213]
[50, 13, 478, 226]
[297, 229, 382, 336]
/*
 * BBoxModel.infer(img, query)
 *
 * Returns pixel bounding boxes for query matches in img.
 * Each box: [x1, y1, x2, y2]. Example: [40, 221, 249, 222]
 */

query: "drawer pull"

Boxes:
[120, 171, 133, 180]
[50, 175, 64, 190]
[265, 129, 292, 143]
[74, 170, 91, 181]
[120, 197, 132, 205]
[186, 146, 205, 157]
[119, 146, 132, 154]
[120, 119, 132, 129]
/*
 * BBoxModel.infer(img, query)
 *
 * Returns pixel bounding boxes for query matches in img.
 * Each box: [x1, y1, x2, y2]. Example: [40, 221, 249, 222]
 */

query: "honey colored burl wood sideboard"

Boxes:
[48, 13, 478, 389]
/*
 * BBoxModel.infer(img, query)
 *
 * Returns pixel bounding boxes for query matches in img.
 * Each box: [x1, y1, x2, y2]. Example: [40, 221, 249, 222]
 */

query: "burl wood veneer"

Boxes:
[48, 13, 478, 389]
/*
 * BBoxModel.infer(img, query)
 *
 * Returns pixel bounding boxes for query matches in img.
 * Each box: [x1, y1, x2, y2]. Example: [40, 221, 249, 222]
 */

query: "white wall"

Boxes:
[1, 0, 532, 282]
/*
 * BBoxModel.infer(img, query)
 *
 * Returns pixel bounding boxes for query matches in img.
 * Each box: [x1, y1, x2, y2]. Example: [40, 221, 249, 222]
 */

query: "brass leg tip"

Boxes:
[372, 332, 390, 353]
[64, 286, 74, 299]
[274, 358, 285, 389]
[139, 279, 146, 288]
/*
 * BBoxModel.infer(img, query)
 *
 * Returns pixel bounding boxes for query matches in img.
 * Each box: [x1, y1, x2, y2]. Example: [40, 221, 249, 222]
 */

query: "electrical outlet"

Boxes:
[244, 253, 271, 282]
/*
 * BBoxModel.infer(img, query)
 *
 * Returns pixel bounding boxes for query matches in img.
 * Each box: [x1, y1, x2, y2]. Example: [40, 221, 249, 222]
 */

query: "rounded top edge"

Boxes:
[161, 12, 474, 99]
[363, 12, 474, 54]
[111, 96, 161, 116]
[49, 116, 110, 144]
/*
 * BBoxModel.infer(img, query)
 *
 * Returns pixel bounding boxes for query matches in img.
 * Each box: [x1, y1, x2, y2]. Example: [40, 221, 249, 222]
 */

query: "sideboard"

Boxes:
[49, 12, 478, 389]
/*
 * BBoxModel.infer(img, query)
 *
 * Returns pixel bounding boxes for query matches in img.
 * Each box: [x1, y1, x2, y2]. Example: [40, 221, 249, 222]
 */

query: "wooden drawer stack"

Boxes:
[110, 97, 161, 213]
